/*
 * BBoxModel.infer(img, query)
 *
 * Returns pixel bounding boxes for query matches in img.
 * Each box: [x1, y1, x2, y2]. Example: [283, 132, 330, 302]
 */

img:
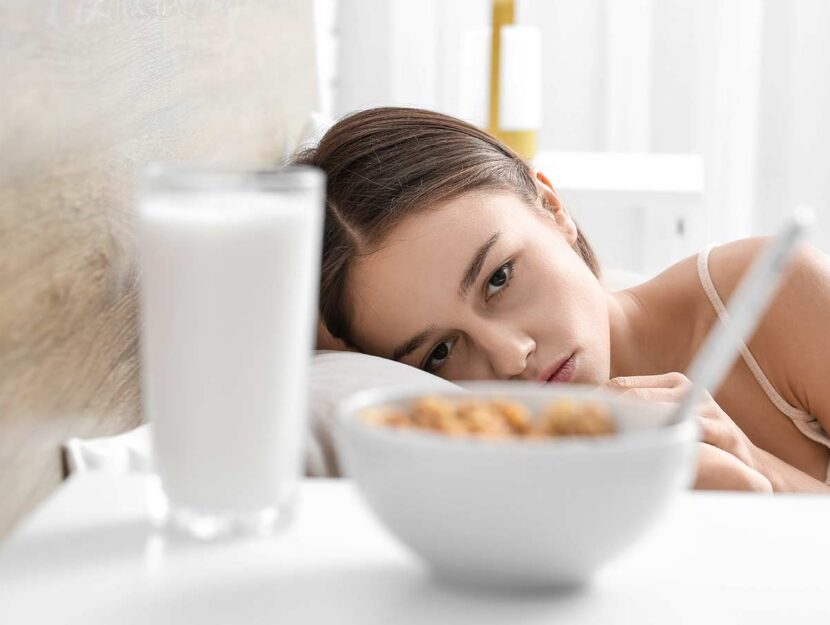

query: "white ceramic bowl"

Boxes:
[335, 382, 699, 588]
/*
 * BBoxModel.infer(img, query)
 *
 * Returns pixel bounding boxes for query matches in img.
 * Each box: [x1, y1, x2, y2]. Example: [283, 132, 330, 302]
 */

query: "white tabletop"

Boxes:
[1, 475, 828, 624]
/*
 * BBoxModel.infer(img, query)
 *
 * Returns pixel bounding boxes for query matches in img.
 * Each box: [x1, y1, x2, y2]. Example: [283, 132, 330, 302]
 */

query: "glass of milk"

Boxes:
[138, 164, 324, 539]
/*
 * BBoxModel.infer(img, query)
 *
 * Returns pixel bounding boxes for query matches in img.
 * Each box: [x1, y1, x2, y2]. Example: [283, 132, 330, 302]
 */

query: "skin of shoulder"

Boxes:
[706, 236, 830, 431]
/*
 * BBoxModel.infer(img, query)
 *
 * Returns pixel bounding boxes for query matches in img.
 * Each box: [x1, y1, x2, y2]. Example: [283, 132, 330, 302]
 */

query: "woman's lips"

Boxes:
[540, 353, 577, 383]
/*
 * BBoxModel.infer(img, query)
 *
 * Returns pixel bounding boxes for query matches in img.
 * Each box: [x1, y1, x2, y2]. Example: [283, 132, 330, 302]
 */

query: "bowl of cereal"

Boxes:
[334, 382, 698, 589]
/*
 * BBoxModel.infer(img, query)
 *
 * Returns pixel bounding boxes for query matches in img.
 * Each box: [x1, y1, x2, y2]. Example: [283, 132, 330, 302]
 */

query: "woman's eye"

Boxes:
[424, 338, 455, 372]
[485, 261, 514, 299]
[421, 262, 514, 373]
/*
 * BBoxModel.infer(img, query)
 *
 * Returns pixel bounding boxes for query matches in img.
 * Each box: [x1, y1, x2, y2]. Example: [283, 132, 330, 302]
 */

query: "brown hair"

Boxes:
[290, 107, 600, 351]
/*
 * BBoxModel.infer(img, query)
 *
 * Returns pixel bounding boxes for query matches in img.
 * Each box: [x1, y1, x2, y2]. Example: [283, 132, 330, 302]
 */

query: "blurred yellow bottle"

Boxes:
[488, 0, 538, 160]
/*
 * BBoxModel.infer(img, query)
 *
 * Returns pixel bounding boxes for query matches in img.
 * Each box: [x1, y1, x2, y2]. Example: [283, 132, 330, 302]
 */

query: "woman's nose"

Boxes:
[479, 325, 536, 379]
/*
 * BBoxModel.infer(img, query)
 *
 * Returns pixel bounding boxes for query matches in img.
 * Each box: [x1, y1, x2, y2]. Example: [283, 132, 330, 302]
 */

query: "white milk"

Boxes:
[139, 183, 323, 514]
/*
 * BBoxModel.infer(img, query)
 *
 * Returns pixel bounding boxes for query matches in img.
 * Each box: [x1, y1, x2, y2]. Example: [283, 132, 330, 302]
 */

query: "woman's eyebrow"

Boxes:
[390, 232, 501, 362]
[391, 324, 436, 362]
[458, 231, 501, 299]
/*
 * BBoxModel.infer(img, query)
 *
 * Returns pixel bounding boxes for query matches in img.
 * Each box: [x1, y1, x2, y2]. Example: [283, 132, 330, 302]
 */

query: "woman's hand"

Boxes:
[694, 442, 772, 492]
[603, 372, 769, 487]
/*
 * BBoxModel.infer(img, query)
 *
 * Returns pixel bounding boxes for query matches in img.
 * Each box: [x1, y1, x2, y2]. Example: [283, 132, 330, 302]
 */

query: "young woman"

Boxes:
[293, 107, 830, 493]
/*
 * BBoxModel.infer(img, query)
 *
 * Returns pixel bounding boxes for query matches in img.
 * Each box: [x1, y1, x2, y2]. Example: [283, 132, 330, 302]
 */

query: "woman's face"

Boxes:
[348, 178, 613, 384]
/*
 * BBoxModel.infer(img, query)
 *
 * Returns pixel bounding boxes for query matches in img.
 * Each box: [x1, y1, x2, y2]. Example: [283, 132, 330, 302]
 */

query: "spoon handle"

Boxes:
[675, 206, 815, 422]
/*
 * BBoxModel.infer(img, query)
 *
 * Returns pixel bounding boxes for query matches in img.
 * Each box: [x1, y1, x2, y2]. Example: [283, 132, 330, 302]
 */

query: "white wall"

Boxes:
[330, 0, 830, 255]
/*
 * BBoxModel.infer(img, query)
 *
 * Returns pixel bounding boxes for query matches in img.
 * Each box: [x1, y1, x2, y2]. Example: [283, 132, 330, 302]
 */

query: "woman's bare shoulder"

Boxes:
[705, 235, 829, 314]
[627, 238, 782, 365]
[632, 243, 715, 314]
[706, 236, 830, 415]
[705, 236, 771, 298]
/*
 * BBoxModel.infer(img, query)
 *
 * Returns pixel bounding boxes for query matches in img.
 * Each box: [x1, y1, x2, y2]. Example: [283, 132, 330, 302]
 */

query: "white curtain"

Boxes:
[755, 0, 830, 253]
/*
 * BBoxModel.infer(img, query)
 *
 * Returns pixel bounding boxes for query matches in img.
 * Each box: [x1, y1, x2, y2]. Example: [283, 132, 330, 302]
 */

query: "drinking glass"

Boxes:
[138, 163, 324, 539]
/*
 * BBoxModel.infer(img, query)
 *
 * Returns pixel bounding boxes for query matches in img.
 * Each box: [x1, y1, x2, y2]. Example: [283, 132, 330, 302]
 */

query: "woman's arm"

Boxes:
[700, 239, 830, 492]
[753, 445, 830, 493]
[709, 241, 830, 456]
[770, 244, 830, 440]
[750, 243, 830, 492]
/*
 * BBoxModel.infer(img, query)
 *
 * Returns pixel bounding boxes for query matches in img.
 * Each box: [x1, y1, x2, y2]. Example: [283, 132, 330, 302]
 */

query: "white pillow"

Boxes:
[307, 351, 458, 476]
[64, 351, 456, 478]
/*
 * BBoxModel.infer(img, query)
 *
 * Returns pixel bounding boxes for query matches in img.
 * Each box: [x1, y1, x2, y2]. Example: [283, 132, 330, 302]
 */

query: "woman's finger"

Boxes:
[617, 386, 684, 404]
[695, 414, 716, 446]
[695, 413, 738, 456]
[604, 372, 691, 393]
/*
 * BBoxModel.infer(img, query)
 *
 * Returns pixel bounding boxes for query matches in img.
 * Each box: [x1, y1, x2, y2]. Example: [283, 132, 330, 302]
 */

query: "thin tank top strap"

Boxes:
[696, 245, 811, 421]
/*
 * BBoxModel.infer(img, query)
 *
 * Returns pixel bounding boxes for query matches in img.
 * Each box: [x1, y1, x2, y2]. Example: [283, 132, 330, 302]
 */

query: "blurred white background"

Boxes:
[312, 0, 830, 274]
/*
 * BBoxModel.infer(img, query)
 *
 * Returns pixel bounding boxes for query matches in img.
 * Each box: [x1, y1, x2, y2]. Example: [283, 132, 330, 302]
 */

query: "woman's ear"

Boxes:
[531, 168, 578, 245]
